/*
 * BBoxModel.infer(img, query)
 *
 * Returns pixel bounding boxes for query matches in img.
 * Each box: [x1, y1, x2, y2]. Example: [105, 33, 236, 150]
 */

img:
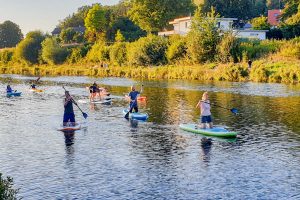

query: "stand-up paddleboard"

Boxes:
[179, 124, 237, 138]
[137, 96, 147, 101]
[29, 88, 44, 93]
[58, 123, 81, 132]
[6, 92, 22, 97]
[123, 109, 149, 121]
[78, 98, 112, 105]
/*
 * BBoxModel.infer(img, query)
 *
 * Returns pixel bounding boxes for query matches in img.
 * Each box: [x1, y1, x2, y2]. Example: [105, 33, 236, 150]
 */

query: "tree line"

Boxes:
[0, 0, 299, 67]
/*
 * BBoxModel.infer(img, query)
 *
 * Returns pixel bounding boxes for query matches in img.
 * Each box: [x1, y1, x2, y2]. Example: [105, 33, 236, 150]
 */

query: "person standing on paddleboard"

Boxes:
[126, 85, 143, 113]
[63, 91, 76, 126]
[196, 92, 213, 129]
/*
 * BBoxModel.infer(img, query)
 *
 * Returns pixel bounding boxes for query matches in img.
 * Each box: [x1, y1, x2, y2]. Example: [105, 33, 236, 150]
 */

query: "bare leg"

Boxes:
[208, 122, 213, 129]
[201, 123, 206, 129]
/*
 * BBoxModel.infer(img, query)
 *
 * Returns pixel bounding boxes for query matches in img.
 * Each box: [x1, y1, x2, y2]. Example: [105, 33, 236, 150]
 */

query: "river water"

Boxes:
[0, 75, 299, 199]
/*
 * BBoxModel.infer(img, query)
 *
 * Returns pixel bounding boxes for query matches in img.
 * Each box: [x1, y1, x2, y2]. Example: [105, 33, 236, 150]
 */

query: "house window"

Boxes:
[185, 22, 188, 28]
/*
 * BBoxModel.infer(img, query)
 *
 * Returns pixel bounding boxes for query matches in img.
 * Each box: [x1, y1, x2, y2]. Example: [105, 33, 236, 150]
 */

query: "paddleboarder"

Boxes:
[126, 85, 143, 113]
[196, 92, 213, 129]
[89, 82, 98, 102]
[6, 85, 13, 93]
[63, 90, 76, 126]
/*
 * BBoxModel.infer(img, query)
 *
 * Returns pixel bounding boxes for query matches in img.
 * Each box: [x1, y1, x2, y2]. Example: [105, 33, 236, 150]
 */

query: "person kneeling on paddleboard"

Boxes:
[196, 92, 213, 129]
[89, 82, 98, 102]
[63, 91, 76, 126]
[6, 85, 13, 93]
[126, 85, 143, 113]
[30, 82, 36, 89]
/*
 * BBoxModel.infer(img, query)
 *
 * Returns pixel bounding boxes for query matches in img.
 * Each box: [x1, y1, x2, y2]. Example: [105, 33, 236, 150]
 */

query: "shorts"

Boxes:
[63, 113, 75, 123]
[201, 115, 212, 123]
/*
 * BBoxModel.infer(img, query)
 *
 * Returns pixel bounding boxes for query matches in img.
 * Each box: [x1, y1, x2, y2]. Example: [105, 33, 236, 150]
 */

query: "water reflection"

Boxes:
[129, 119, 139, 129]
[200, 138, 212, 163]
[0, 76, 300, 199]
[64, 131, 75, 146]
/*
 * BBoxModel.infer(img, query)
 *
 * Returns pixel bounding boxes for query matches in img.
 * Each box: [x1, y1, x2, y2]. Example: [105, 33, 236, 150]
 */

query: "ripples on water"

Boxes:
[0, 75, 299, 199]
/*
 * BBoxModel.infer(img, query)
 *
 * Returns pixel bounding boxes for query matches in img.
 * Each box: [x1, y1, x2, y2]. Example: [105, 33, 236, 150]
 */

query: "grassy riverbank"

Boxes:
[1, 57, 300, 84]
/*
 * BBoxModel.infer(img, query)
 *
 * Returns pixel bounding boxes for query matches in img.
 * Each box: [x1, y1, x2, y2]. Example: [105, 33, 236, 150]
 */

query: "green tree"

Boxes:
[107, 17, 146, 42]
[0, 173, 19, 200]
[127, 34, 168, 66]
[84, 4, 107, 41]
[186, 7, 220, 63]
[59, 28, 76, 43]
[251, 16, 271, 30]
[217, 32, 240, 63]
[59, 6, 91, 29]
[166, 35, 187, 64]
[115, 30, 125, 42]
[41, 37, 69, 65]
[128, 0, 194, 33]
[0, 20, 23, 48]
[15, 31, 45, 64]
[201, 0, 266, 20]
[86, 40, 110, 63]
[110, 42, 127, 66]
[280, 0, 300, 38]
[267, 0, 282, 9]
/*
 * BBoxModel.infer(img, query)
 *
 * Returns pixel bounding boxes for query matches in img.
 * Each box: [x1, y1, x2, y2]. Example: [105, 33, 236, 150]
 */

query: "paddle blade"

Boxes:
[82, 112, 88, 119]
[124, 111, 130, 119]
[230, 108, 238, 115]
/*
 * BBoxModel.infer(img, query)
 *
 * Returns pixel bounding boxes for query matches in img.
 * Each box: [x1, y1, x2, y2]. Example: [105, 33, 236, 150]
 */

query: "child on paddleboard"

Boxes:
[126, 85, 143, 113]
[196, 92, 213, 129]
[63, 91, 76, 126]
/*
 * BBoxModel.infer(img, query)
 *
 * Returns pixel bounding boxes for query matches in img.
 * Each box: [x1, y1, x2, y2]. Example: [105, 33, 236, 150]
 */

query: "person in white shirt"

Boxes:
[196, 92, 213, 129]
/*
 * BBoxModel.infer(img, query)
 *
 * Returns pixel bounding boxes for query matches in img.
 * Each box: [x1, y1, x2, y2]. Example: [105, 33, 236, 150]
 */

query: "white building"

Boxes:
[158, 16, 268, 40]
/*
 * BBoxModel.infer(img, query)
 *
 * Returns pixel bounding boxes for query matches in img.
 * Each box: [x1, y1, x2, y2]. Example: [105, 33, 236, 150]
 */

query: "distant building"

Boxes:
[268, 10, 281, 26]
[51, 26, 86, 36]
[158, 16, 268, 40]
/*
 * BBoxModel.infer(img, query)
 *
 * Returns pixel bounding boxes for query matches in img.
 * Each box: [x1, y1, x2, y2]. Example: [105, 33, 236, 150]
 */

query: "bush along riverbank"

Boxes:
[1, 58, 300, 84]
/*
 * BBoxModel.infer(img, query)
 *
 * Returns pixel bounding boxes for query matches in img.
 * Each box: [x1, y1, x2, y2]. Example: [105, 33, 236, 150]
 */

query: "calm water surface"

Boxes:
[0, 75, 299, 199]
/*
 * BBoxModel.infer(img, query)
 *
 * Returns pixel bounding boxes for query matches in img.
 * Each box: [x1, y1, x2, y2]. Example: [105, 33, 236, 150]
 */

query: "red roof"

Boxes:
[268, 10, 281, 26]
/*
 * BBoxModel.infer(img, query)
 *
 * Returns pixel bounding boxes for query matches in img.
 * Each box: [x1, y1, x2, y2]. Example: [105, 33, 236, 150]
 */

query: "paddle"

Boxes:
[62, 86, 88, 119]
[124, 85, 143, 119]
[202, 101, 238, 115]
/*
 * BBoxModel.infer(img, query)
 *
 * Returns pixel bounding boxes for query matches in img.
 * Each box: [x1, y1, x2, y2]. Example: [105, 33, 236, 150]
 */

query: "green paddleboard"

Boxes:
[179, 124, 237, 138]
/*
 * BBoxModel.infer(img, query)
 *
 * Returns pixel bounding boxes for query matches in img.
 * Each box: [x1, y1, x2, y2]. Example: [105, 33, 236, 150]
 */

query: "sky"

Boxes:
[0, 0, 119, 35]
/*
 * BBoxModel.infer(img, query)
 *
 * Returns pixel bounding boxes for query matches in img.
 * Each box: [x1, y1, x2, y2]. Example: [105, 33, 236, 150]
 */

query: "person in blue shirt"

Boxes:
[30, 83, 36, 89]
[63, 91, 76, 126]
[6, 85, 13, 93]
[126, 85, 143, 113]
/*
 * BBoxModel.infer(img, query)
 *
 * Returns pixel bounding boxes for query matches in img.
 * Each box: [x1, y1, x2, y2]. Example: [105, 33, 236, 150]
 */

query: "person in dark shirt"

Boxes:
[6, 85, 13, 93]
[126, 85, 143, 113]
[30, 83, 36, 89]
[89, 82, 98, 101]
[63, 91, 76, 126]
[248, 60, 252, 70]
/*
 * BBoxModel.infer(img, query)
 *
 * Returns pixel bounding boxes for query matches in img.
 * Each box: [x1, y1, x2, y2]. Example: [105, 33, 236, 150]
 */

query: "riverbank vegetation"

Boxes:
[0, 0, 300, 84]
[0, 173, 19, 200]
